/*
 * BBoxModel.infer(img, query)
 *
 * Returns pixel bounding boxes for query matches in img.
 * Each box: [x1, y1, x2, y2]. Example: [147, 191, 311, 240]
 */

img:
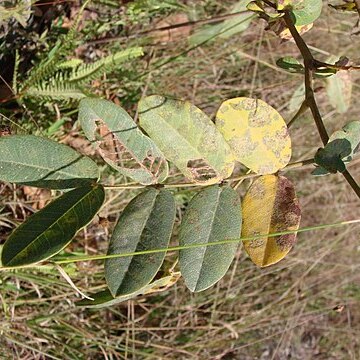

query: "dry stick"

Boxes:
[87, 10, 253, 45]
[354, 0, 360, 18]
[282, 10, 360, 199]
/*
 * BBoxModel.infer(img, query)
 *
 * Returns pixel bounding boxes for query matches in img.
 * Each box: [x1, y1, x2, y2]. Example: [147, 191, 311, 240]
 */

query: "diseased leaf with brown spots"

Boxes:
[216, 97, 291, 175]
[242, 175, 301, 267]
[138, 95, 235, 185]
[78, 98, 168, 185]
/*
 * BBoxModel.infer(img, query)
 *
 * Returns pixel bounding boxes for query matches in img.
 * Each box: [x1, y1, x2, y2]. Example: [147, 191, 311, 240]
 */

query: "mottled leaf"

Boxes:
[78, 98, 168, 185]
[179, 185, 242, 292]
[216, 97, 291, 174]
[1, 184, 105, 267]
[77, 271, 180, 308]
[105, 188, 175, 297]
[313, 121, 360, 175]
[138, 95, 235, 184]
[277, 22, 313, 40]
[0, 135, 99, 189]
[276, 0, 323, 25]
[326, 68, 352, 113]
[242, 175, 301, 267]
[189, 1, 253, 46]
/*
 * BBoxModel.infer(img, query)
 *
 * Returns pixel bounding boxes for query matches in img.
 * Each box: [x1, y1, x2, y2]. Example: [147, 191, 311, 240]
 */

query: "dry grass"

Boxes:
[1, 1, 360, 359]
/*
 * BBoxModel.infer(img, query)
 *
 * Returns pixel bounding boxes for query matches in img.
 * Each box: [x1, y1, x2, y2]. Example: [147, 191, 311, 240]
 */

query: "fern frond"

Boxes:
[20, 0, 90, 93]
[57, 59, 84, 69]
[25, 81, 86, 101]
[68, 47, 144, 85]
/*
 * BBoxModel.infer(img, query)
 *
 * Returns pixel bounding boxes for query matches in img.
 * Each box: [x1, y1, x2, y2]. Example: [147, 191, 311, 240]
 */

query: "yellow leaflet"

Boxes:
[216, 97, 291, 174]
[242, 175, 301, 267]
[279, 23, 313, 40]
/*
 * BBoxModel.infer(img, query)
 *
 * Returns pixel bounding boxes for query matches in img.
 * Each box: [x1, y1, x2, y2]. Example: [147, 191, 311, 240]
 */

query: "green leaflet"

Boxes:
[0, 135, 99, 189]
[1, 184, 105, 267]
[105, 188, 175, 297]
[179, 185, 242, 292]
[138, 95, 235, 184]
[276, 57, 304, 73]
[313, 121, 360, 175]
[276, 0, 323, 26]
[78, 98, 168, 185]
[77, 272, 180, 309]
[326, 68, 352, 114]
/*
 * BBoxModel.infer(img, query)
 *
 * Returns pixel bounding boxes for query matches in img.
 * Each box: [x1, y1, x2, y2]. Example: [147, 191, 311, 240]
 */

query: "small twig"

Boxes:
[287, 100, 308, 128]
[87, 10, 253, 45]
[354, 0, 360, 18]
[314, 60, 360, 71]
[103, 158, 315, 190]
[342, 170, 360, 198]
[53, 263, 94, 300]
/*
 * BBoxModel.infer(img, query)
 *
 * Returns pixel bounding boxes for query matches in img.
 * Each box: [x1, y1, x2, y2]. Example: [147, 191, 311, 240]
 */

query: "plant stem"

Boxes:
[51, 219, 360, 264]
[103, 158, 315, 190]
[282, 10, 360, 199]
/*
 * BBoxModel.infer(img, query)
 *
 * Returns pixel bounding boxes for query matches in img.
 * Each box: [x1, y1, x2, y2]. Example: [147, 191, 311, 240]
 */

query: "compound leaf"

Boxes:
[216, 97, 291, 174]
[0, 135, 99, 189]
[179, 185, 242, 292]
[78, 98, 168, 185]
[1, 184, 105, 267]
[242, 175, 301, 267]
[105, 188, 175, 297]
[77, 272, 180, 309]
[138, 95, 235, 184]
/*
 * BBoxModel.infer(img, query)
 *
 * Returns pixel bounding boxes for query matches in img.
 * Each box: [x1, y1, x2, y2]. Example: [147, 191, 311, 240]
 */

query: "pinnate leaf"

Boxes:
[78, 98, 168, 185]
[1, 184, 105, 267]
[179, 185, 242, 292]
[138, 95, 235, 184]
[216, 97, 291, 174]
[242, 175, 301, 267]
[0, 135, 99, 189]
[105, 188, 175, 297]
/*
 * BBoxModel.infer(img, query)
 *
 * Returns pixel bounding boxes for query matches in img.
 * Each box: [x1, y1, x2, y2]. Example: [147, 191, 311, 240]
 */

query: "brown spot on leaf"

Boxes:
[95, 119, 166, 181]
[187, 158, 217, 182]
